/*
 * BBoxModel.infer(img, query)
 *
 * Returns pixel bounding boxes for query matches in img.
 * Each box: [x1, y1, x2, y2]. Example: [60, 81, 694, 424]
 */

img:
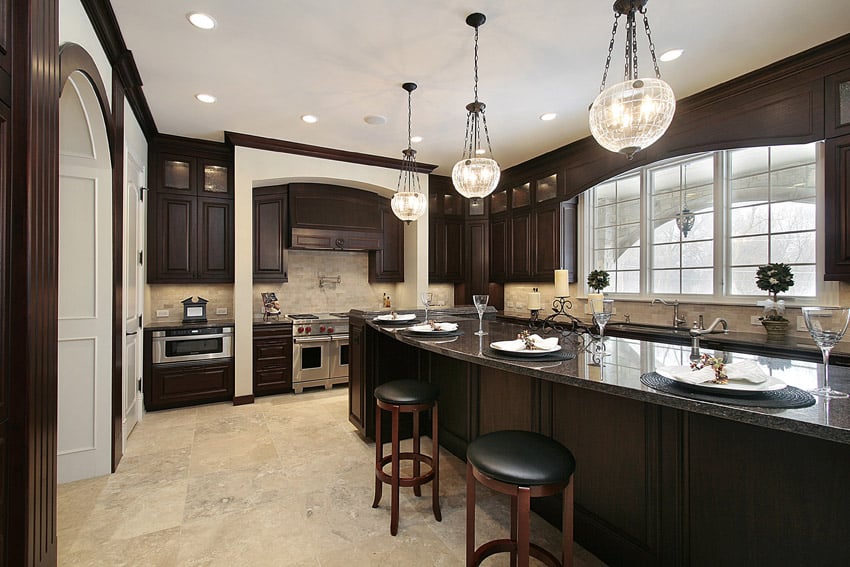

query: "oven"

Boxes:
[151, 326, 234, 364]
[288, 313, 349, 393]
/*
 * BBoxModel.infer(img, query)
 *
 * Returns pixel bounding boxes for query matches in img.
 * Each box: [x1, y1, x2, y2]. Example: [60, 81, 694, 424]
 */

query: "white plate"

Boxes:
[656, 368, 787, 393]
[374, 313, 416, 321]
[490, 340, 561, 356]
[407, 322, 458, 334]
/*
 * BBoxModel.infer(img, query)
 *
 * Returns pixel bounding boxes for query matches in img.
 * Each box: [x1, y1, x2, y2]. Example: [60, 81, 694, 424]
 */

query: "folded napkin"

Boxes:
[496, 334, 559, 352]
[657, 360, 768, 385]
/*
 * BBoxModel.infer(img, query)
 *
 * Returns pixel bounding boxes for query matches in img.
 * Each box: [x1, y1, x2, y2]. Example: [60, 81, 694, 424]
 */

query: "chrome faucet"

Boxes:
[651, 298, 686, 328]
[688, 318, 729, 360]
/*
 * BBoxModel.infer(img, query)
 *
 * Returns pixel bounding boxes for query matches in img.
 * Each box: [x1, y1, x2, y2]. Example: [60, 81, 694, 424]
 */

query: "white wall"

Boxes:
[59, 0, 112, 105]
[233, 147, 429, 397]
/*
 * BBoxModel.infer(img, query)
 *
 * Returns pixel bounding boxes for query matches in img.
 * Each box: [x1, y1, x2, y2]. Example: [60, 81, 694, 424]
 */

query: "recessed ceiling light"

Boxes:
[540, 113, 558, 121]
[301, 115, 318, 124]
[195, 93, 216, 103]
[363, 115, 387, 125]
[187, 13, 216, 30]
[410, 136, 423, 143]
[659, 48, 684, 62]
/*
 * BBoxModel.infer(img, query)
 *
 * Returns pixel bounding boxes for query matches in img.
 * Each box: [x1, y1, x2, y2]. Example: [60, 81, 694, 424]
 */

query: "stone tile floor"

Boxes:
[59, 387, 607, 566]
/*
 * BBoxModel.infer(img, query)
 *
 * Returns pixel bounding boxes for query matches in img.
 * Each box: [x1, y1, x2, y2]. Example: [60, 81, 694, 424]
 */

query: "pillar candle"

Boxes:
[528, 291, 541, 310]
[554, 269, 569, 297]
[588, 293, 604, 312]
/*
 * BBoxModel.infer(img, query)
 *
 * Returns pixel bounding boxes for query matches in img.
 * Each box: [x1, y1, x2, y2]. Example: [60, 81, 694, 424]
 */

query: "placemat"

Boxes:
[483, 346, 576, 362]
[640, 372, 815, 408]
[372, 318, 421, 326]
[398, 329, 465, 338]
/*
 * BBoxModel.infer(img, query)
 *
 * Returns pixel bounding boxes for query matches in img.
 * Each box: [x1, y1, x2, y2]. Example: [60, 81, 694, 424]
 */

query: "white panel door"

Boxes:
[123, 151, 145, 446]
[58, 73, 113, 483]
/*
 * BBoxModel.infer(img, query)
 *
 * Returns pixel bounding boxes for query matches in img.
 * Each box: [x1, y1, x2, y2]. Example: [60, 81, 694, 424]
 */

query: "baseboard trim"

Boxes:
[233, 395, 255, 406]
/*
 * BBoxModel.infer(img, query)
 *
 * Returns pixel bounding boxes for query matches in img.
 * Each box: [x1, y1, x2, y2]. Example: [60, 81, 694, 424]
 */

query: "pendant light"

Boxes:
[391, 82, 427, 223]
[675, 162, 695, 237]
[452, 12, 500, 200]
[589, 0, 676, 159]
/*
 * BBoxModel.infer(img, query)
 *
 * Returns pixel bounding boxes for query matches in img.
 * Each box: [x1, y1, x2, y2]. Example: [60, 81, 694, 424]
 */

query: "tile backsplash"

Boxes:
[146, 284, 234, 323]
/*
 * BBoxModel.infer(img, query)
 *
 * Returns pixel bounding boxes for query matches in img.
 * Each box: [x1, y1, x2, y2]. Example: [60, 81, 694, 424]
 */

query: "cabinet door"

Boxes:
[369, 206, 404, 282]
[147, 361, 234, 410]
[150, 193, 195, 281]
[253, 188, 288, 281]
[157, 153, 196, 195]
[443, 218, 464, 281]
[428, 217, 440, 280]
[199, 158, 231, 197]
[533, 204, 560, 277]
[510, 211, 532, 279]
[348, 323, 365, 431]
[253, 334, 292, 396]
[826, 69, 850, 138]
[489, 217, 508, 282]
[466, 220, 489, 296]
[825, 134, 850, 280]
[197, 196, 234, 281]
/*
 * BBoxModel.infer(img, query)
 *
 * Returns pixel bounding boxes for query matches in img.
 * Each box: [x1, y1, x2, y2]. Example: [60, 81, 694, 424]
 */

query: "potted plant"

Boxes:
[755, 262, 794, 338]
[587, 269, 610, 293]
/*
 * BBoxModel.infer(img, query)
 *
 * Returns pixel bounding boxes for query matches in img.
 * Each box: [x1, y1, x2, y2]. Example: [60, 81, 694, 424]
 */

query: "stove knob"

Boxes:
[319, 325, 326, 332]
[297, 326, 304, 334]
[327, 327, 334, 334]
[305, 326, 312, 333]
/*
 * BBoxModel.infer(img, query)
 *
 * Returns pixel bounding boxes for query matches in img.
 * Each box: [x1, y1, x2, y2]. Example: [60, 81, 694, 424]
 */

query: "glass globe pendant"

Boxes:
[391, 82, 427, 223]
[589, 0, 676, 159]
[452, 13, 500, 199]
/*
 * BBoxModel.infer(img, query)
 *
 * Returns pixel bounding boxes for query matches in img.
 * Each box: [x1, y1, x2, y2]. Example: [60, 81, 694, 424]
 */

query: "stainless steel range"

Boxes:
[286, 313, 349, 393]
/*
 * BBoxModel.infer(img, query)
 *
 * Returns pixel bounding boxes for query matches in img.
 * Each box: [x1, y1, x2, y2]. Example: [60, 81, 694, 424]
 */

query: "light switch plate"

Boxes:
[750, 316, 762, 326]
[216, 307, 227, 315]
[156, 309, 169, 318]
[796, 316, 807, 332]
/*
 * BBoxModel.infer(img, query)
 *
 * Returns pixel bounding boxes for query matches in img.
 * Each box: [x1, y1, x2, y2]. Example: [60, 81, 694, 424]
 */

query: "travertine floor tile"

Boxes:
[58, 387, 607, 566]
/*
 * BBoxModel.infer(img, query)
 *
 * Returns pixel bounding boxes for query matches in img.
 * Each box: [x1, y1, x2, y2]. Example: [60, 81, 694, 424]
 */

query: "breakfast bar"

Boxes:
[349, 311, 850, 566]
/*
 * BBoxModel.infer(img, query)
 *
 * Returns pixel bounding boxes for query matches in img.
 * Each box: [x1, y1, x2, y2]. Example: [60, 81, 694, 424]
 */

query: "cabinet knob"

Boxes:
[335, 238, 344, 249]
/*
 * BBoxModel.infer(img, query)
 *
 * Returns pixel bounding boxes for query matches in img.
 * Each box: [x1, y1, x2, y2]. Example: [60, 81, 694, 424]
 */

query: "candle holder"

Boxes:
[529, 295, 593, 336]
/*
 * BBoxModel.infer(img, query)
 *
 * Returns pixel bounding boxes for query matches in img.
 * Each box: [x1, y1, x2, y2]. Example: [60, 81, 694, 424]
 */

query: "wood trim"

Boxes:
[224, 131, 438, 173]
[78, 0, 157, 139]
[233, 394, 255, 406]
[8, 0, 60, 563]
[110, 71, 124, 473]
[59, 42, 115, 166]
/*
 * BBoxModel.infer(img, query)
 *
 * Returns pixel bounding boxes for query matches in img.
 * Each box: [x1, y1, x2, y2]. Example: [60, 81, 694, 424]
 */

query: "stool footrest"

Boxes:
[376, 453, 436, 488]
[472, 539, 561, 567]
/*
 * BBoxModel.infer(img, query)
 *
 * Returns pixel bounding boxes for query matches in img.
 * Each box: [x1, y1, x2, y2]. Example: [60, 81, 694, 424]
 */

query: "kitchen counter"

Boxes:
[144, 318, 235, 331]
[348, 312, 850, 566]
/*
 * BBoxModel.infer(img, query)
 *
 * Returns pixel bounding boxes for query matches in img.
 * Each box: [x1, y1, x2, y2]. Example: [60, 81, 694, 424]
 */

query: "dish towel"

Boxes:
[496, 334, 559, 352]
[657, 360, 768, 384]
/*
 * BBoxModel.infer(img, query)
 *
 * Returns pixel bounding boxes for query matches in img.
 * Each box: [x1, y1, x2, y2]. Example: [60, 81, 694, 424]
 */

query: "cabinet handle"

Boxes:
[335, 238, 344, 249]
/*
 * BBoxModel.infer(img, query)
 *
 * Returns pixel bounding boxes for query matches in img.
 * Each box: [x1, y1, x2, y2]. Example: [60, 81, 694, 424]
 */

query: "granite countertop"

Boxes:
[358, 314, 850, 446]
[144, 318, 235, 331]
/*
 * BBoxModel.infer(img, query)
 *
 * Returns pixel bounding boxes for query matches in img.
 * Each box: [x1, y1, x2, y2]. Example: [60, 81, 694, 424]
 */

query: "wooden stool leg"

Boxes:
[371, 403, 383, 508]
[431, 401, 441, 521]
[562, 479, 575, 567]
[412, 408, 422, 497]
[466, 461, 476, 566]
[510, 494, 518, 567]
[517, 487, 531, 567]
[390, 404, 400, 536]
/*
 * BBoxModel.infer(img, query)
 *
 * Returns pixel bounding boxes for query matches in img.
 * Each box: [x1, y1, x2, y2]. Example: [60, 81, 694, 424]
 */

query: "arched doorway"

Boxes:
[57, 63, 114, 482]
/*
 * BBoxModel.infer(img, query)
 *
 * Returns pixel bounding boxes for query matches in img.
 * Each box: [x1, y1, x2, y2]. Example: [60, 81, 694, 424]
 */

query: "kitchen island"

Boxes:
[349, 311, 850, 566]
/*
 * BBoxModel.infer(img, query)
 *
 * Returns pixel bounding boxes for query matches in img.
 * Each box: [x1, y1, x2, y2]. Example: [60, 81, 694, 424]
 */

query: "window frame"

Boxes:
[581, 142, 836, 307]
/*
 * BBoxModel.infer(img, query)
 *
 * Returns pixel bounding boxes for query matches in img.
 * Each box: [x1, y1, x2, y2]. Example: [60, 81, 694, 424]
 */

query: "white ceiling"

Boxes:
[111, 0, 850, 174]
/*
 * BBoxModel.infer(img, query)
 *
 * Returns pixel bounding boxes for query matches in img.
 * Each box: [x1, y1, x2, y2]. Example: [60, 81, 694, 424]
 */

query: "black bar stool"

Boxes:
[466, 430, 576, 567]
[372, 379, 441, 535]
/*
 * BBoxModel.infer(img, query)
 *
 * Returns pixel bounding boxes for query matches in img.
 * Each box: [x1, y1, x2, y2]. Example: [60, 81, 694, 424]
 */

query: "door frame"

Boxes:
[59, 42, 124, 472]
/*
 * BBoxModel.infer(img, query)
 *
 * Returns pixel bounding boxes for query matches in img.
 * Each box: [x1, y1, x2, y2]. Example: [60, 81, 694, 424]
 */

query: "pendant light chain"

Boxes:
[641, 8, 662, 79]
[599, 15, 620, 93]
[473, 25, 480, 104]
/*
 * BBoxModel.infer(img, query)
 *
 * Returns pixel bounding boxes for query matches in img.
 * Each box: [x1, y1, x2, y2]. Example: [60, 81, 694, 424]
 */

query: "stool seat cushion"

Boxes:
[467, 430, 576, 486]
[374, 379, 439, 405]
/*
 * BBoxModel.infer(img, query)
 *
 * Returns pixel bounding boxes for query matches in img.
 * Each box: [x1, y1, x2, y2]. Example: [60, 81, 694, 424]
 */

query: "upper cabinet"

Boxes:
[147, 136, 234, 283]
[826, 69, 850, 139]
[488, 170, 574, 283]
[369, 204, 405, 283]
[429, 175, 465, 283]
[288, 183, 383, 251]
[253, 185, 289, 282]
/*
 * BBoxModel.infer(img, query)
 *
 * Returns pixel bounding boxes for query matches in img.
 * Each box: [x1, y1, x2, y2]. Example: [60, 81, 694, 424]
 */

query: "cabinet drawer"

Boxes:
[255, 340, 291, 364]
[147, 360, 234, 410]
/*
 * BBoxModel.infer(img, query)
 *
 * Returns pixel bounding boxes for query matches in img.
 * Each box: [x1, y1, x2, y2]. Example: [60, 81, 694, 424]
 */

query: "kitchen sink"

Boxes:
[605, 322, 692, 344]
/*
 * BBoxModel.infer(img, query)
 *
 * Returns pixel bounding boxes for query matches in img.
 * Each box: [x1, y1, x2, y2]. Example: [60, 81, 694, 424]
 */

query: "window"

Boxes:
[586, 142, 820, 301]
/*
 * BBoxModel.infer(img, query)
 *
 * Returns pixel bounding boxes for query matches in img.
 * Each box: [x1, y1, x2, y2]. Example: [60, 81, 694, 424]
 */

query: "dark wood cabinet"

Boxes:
[825, 134, 850, 280]
[533, 202, 561, 276]
[348, 320, 365, 431]
[146, 360, 234, 410]
[253, 185, 288, 282]
[288, 183, 382, 250]
[465, 220, 489, 297]
[824, 69, 850, 139]
[509, 211, 533, 278]
[253, 323, 293, 396]
[428, 175, 466, 283]
[147, 136, 234, 283]
[369, 205, 404, 282]
[489, 216, 508, 282]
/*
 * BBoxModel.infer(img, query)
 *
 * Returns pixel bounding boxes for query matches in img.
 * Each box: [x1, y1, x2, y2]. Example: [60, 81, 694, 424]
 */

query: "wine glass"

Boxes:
[420, 291, 433, 321]
[592, 299, 614, 355]
[473, 295, 489, 336]
[802, 306, 850, 398]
